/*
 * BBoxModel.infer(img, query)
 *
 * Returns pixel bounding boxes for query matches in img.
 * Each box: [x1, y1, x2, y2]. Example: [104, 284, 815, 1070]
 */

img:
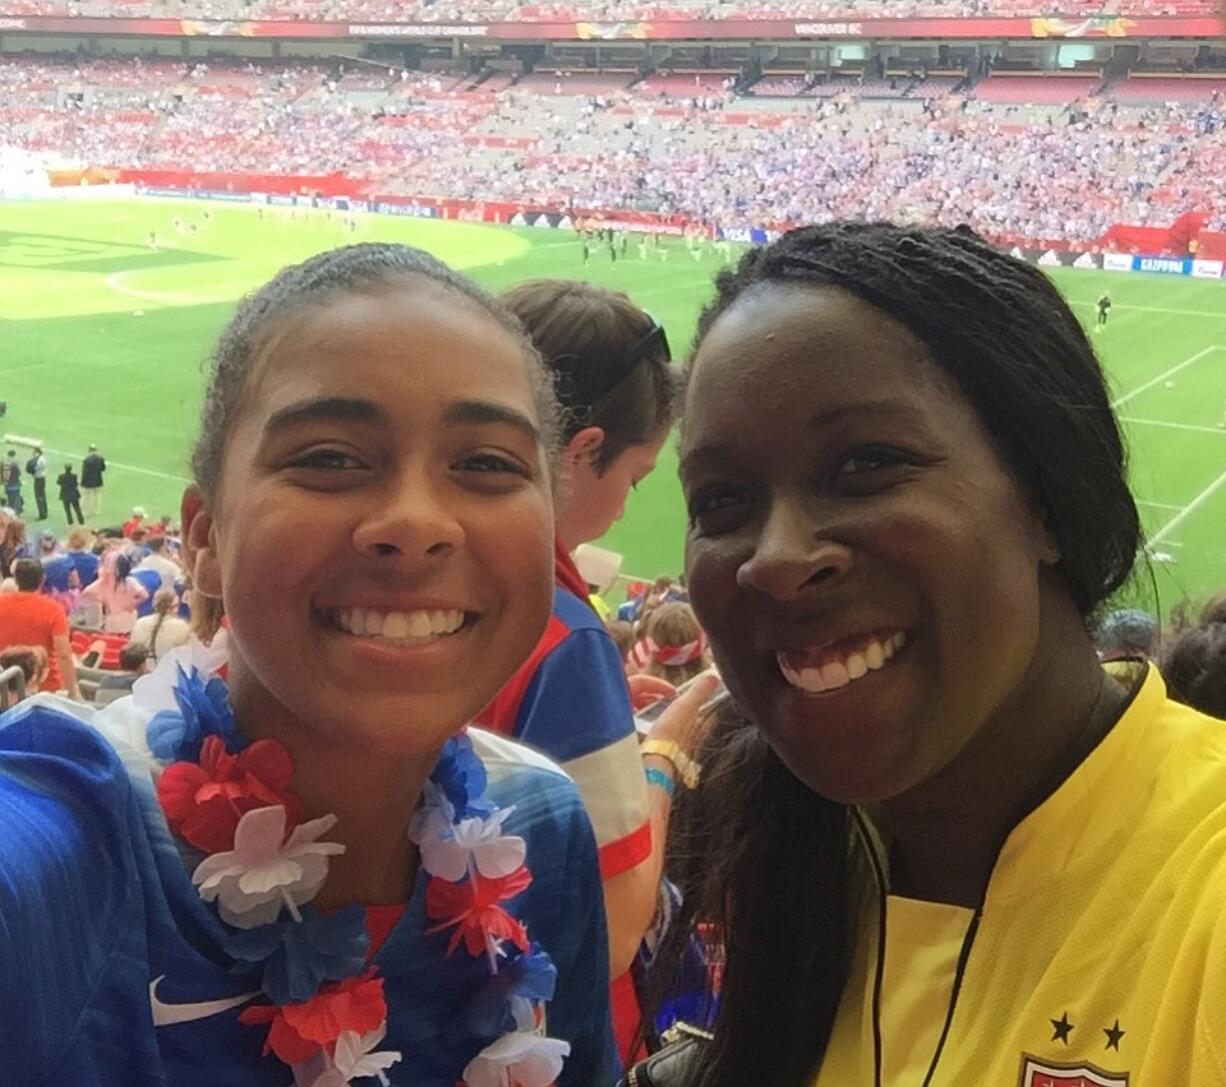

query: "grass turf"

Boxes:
[3, 196, 1225, 617]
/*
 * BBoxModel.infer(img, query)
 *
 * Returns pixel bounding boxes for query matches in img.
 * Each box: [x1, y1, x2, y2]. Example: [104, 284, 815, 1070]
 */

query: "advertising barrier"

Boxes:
[0, 13, 1222, 40]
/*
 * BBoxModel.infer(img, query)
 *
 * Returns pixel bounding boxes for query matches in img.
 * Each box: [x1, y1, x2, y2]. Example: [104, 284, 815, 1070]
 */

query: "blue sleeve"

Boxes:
[546, 787, 620, 1087]
[516, 627, 635, 764]
[0, 707, 148, 1084]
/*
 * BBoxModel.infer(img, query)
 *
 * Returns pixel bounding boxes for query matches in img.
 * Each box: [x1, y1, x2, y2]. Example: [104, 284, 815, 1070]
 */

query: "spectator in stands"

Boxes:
[0, 645, 48, 707]
[63, 526, 99, 589]
[138, 535, 181, 593]
[1094, 607, 1160, 661]
[82, 551, 149, 633]
[3, 451, 23, 515]
[0, 243, 618, 1087]
[93, 641, 153, 707]
[57, 462, 84, 525]
[487, 278, 717, 1063]
[129, 588, 192, 662]
[0, 558, 80, 698]
[635, 602, 708, 687]
[634, 222, 1226, 1084]
[1163, 615, 1226, 720]
[0, 517, 27, 580]
[122, 506, 147, 539]
[80, 443, 106, 520]
[606, 618, 637, 667]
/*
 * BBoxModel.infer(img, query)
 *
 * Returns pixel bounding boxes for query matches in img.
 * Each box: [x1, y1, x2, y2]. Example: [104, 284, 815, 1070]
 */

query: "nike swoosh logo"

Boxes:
[149, 975, 259, 1026]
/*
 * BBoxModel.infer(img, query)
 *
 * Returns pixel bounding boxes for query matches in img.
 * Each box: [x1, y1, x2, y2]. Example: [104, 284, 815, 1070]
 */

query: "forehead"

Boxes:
[246, 281, 536, 417]
[683, 283, 962, 454]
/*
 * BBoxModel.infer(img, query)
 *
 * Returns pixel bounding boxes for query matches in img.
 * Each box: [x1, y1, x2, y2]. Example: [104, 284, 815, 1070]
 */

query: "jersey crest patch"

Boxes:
[1018, 1055, 1129, 1087]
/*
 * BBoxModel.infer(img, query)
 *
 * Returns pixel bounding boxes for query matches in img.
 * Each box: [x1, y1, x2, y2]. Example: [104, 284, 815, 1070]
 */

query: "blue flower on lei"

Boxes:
[146, 666, 246, 764]
[446, 944, 558, 1044]
[432, 733, 495, 818]
[223, 903, 370, 1005]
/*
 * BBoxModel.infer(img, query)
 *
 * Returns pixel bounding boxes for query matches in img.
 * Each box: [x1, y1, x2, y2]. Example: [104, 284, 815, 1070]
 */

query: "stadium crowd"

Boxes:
[0, 0, 1220, 20]
[2, 53, 1224, 243]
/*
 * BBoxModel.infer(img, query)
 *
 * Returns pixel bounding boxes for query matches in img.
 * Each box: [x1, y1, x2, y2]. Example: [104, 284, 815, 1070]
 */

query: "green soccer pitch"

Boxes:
[3, 197, 1225, 615]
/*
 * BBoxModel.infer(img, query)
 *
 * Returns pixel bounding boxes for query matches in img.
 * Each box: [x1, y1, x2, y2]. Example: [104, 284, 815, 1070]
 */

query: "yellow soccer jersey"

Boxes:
[815, 663, 1226, 1087]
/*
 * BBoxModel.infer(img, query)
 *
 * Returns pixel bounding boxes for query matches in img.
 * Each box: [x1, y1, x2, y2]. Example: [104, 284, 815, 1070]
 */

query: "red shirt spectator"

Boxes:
[0, 560, 79, 696]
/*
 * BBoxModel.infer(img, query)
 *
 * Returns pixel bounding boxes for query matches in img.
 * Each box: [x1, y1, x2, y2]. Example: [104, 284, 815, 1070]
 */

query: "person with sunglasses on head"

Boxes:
[479, 280, 721, 1063]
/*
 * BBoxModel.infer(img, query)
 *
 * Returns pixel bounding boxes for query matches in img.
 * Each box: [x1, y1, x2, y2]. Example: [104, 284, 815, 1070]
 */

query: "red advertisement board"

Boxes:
[0, 13, 1222, 40]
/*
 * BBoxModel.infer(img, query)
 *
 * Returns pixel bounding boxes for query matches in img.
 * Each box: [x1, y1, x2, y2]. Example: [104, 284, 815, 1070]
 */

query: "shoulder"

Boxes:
[0, 699, 136, 817]
[470, 729, 596, 848]
[550, 585, 607, 634]
[0, 701, 143, 931]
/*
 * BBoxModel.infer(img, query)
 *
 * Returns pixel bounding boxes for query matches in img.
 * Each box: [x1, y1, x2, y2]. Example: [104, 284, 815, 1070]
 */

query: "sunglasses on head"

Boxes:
[553, 314, 672, 411]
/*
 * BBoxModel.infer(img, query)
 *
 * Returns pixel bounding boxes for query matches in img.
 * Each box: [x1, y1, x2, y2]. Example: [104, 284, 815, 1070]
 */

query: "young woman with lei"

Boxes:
[0, 245, 616, 1087]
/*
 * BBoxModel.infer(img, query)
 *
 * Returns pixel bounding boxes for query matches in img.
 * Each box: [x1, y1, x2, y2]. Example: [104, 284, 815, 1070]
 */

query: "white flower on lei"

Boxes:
[334, 1025, 402, 1084]
[130, 635, 228, 717]
[462, 1032, 571, 1087]
[409, 799, 526, 882]
[289, 1025, 403, 1087]
[192, 805, 345, 930]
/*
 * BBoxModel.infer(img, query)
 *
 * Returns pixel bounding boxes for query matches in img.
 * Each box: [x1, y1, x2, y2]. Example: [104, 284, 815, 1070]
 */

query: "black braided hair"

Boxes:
[193, 243, 559, 497]
[688, 221, 1141, 617]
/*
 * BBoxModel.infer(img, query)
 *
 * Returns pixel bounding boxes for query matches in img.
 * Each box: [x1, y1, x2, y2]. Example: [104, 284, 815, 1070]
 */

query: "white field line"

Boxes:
[1137, 499, 1185, 512]
[1149, 465, 1226, 547]
[1110, 346, 1223, 409]
[1121, 417, 1226, 436]
[1069, 300, 1226, 319]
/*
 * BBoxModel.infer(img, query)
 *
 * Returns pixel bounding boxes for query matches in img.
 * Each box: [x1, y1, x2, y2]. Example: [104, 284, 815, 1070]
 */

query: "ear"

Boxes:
[563, 426, 605, 466]
[1035, 508, 1062, 567]
[181, 486, 223, 599]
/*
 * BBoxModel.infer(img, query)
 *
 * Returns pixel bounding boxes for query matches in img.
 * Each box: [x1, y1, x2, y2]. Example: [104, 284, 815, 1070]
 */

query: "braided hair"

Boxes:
[193, 243, 560, 498]
[649, 223, 1143, 1087]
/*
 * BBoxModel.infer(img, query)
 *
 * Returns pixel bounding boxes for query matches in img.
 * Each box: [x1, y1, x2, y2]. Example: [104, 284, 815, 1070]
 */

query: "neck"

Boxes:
[229, 670, 436, 910]
[874, 609, 1126, 909]
[555, 518, 583, 556]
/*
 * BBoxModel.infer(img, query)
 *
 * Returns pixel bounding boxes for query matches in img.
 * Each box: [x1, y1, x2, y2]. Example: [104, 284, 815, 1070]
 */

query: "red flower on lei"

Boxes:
[425, 867, 533, 957]
[157, 735, 302, 854]
[239, 969, 388, 1065]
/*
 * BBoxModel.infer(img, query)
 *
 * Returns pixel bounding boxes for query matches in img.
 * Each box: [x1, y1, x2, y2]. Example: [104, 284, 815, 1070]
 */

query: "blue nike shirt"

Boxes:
[0, 700, 617, 1087]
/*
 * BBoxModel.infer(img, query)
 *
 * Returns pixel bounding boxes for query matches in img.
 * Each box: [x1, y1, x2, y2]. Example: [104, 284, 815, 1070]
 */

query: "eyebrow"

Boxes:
[442, 399, 540, 443]
[264, 397, 386, 434]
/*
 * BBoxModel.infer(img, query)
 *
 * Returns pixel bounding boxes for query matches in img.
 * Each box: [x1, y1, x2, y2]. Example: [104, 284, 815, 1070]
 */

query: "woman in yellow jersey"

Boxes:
[635, 222, 1226, 1087]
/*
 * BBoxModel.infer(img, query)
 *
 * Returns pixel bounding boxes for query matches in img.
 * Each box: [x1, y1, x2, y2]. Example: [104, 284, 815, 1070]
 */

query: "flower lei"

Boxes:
[141, 645, 570, 1087]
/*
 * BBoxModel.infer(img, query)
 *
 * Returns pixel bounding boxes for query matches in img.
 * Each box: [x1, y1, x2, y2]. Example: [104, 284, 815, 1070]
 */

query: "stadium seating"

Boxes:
[2, 53, 1223, 246]
[972, 74, 1102, 104]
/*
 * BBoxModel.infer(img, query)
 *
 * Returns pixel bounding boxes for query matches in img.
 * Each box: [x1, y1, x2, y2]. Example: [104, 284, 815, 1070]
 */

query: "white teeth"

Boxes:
[821, 661, 850, 690]
[328, 608, 467, 642]
[801, 667, 826, 692]
[382, 612, 410, 639]
[777, 631, 909, 695]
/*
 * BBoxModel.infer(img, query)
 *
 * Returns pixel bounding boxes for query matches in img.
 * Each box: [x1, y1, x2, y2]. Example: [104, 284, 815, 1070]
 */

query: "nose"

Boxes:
[736, 495, 851, 602]
[351, 469, 465, 560]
